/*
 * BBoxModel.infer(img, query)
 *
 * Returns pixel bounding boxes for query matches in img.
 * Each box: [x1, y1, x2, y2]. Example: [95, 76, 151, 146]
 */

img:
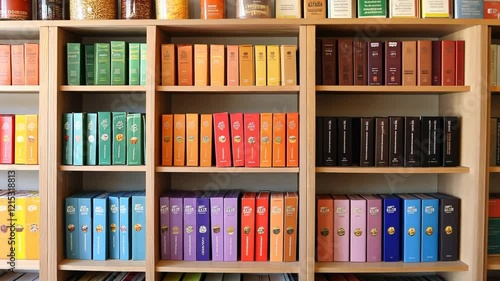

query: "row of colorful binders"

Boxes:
[316, 39, 465, 86]
[65, 191, 146, 261]
[162, 113, 299, 167]
[160, 191, 298, 262]
[160, 44, 297, 86]
[316, 274, 447, 281]
[0, 114, 38, 165]
[0, 43, 39, 86]
[316, 193, 459, 263]
[62, 112, 145, 166]
[162, 273, 297, 281]
[316, 116, 460, 167]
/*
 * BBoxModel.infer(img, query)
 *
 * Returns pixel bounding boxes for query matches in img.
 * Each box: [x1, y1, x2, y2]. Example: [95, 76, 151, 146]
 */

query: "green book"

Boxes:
[129, 43, 140, 85]
[357, 0, 387, 18]
[112, 112, 127, 165]
[127, 113, 143, 166]
[67, 43, 83, 85]
[140, 43, 147, 85]
[73, 113, 87, 166]
[62, 113, 74, 165]
[142, 114, 146, 165]
[111, 41, 127, 85]
[86, 113, 98, 165]
[94, 43, 111, 85]
[84, 44, 94, 85]
[98, 112, 112, 165]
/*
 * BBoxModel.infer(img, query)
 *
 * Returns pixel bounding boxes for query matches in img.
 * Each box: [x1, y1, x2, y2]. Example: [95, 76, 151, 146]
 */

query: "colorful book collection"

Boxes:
[162, 273, 298, 281]
[65, 191, 146, 261]
[160, 190, 299, 262]
[62, 112, 145, 166]
[316, 116, 460, 167]
[488, 193, 500, 254]
[0, 272, 40, 281]
[66, 42, 147, 86]
[317, 40, 465, 86]
[67, 272, 145, 281]
[0, 114, 39, 165]
[160, 44, 297, 86]
[0, 43, 39, 86]
[0, 190, 40, 260]
[162, 113, 299, 168]
[316, 193, 460, 263]
[316, 274, 447, 281]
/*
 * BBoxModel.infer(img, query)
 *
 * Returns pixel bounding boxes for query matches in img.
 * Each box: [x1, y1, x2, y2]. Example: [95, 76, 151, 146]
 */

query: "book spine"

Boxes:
[316, 196, 334, 261]
[260, 113, 273, 167]
[119, 196, 132, 260]
[456, 41, 465, 86]
[349, 197, 366, 262]
[329, 0, 355, 17]
[305, 0, 326, 18]
[210, 196, 224, 261]
[281, 45, 297, 86]
[85, 44, 95, 85]
[358, 0, 387, 17]
[241, 194, 256, 261]
[94, 43, 111, 85]
[255, 45, 267, 86]
[230, 113, 245, 167]
[316, 117, 324, 166]
[194, 44, 209, 86]
[140, 43, 147, 85]
[272, 113, 286, 167]
[67, 43, 82, 85]
[183, 197, 197, 261]
[421, 198, 438, 262]
[73, 113, 86, 166]
[402, 41, 417, 86]
[322, 39, 337, 85]
[366, 198, 382, 262]
[389, 117, 404, 166]
[112, 112, 127, 165]
[417, 41, 432, 86]
[432, 41, 442, 85]
[65, 197, 79, 259]
[338, 118, 352, 166]
[276, 0, 301, 17]
[79, 197, 93, 260]
[178, 44, 193, 86]
[244, 113, 260, 167]
[227, 45, 239, 86]
[360, 118, 374, 167]
[353, 41, 367, 85]
[24, 43, 39, 85]
[11, 45, 24, 85]
[128, 43, 140, 85]
[0, 115, 14, 164]
[160, 197, 170, 260]
[438, 196, 460, 261]
[383, 197, 400, 261]
[25, 114, 38, 165]
[405, 117, 421, 167]
[255, 192, 270, 261]
[333, 198, 349, 261]
[98, 112, 112, 165]
[213, 113, 232, 167]
[443, 117, 460, 167]
[132, 194, 146, 261]
[210, 45, 225, 86]
[338, 39, 353, 85]
[368, 42, 383, 85]
[196, 197, 210, 261]
[161, 44, 176, 86]
[454, 0, 483, 18]
[170, 197, 183, 260]
[200, 114, 213, 167]
[111, 41, 127, 85]
[287, 113, 299, 167]
[270, 193, 284, 262]
[441, 40, 456, 85]
[186, 113, 199, 167]
[14, 115, 27, 164]
[375, 117, 389, 166]
[390, 0, 417, 17]
[109, 195, 121, 260]
[402, 197, 421, 262]
[284, 193, 298, 262]
[62, 113, 74, 165]
[239, 45, 254, 86]
[173, 114, 186, 166]
[93, 197, 107, 261]
[86, 113, 97, 165]
[224, 193, 239, 261]
[385, 41, 402, 85]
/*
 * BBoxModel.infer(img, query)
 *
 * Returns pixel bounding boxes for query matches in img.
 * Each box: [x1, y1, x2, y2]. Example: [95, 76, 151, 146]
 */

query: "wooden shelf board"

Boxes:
[59, 165, 146, 172]
[488, 255, 500, 270]
[315, 261, 469, 273]
[156, 86, 300, 93]
[0, 86, 39, 93]
[489, 167, 500, 173]
[156, 261, 300, 273]
[316, 85, 470, 93]
[0, 165, 39, 171]
[490, 86, 500, 93]
[156, 167, 299, 173]
[59, 259, 145, 272]
[0, 260, 39, 270]
[316, 166, 470, 174]
[60, 86, 147, 92]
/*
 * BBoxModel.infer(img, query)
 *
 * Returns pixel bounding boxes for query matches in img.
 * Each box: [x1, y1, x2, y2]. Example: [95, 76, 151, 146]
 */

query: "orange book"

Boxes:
[15, 115, 27, 164]
[186, 113, 199, 166]
[260, 113, 273, 167]
[161, 44, 176, 86]
[25, 114, 38, 165]
[200, 114, 213, 167]
[173, 114, 186, 166]
[24, 43, 39, 85]
[272, 113, 286, 167]
[25, 193, 40, 259]
[241, 192, 257, 261]
[210, 45, 225, 86]
[316, 194, 334, 262]
[194, 44, 209, 86]
[402, 41, 416, 86]
[270, 192, 284, 262]
[286, 113, 299, 167]
[0, 45, 11, 85]
[11, 45, 24, 85]
[417, 40, 432, 86]
[284, 192, 298, 262]
[161, 114, 173, 166]
[227, 45, 239, 86]
[239, 45, 254, 86]
[441, 40, 456, 86]
[177, 44, 193, 86]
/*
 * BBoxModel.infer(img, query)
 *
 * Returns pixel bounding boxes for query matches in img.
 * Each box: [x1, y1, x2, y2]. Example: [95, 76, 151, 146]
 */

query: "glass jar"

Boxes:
[156, 0, 188, 19]
[38, 0, 69, 20]
[0, 0, 32, 20]
[69, 0, 116, 19]
[121, 0, 154, 19]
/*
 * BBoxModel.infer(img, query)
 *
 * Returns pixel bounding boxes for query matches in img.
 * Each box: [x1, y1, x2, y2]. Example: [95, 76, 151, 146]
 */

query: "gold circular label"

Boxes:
[110, 223, 117, 232]
[408, 227, 416, 236]
[186, 226, 194, 234]
[387, 227, 395, 235]
[273, 227, 280, 235]
[227, 226, 234, 235]
[134, 224, 142, 232]
[172, 226, 180, 235]
[354, 228, 362, 237]
[287, 227, 294, 235]
[426, 226, 433, 236]
[213, 225, 220, 234]
[370, 228, 378, 236]
[161, 225, 168, 234]
[274, 137, 282, 144]
[338, 228, 345, 236]
[445, 226, 453, 235]
[244, 226, 251, 234]
[257, 226, 265, 234]
[320, 228, 329, 237]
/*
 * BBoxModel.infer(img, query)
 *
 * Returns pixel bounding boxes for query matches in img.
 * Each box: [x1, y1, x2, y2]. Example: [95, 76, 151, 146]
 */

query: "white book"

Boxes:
[389, 0, 417, 17]
[276, 0, 302, 18]
[421, 0, 450, 17]
[328, 0, 355, 18]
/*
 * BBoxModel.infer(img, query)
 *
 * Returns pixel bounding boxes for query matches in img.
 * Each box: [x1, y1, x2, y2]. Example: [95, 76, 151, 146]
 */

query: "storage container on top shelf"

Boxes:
[122, 0, 154, 19]
[69, 0, 116, 19]
[156, 0, 189, 19]
[38, 0, 69, 20]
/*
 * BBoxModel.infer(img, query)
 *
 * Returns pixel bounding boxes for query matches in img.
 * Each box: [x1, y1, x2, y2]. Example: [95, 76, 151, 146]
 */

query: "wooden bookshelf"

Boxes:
[315, 261, 469, 273]
[489, 167, 500, 173]
[0, 86, 40, 93]
[488, 256, 500, 270]
[156, 86, 300, 93]
[156, 167, 299, 173]
[316, 166, 470, 174]
[60, 86, 147, 92]
[316, 85, 470, 93]
[58, 260, 145, 272]
[0, 164, 40, 171]
[0, 260, 40, 271]
[59, 165, 146, 172]
[156, 261, 300, 273]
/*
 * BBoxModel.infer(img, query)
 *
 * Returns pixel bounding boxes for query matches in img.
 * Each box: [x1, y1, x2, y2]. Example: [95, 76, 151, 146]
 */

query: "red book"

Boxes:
[353, 41, 367, 85]
[441, 40, 456, 86]
[490, 195, 500, 218]
[384, 41, 401, 85]
[456, 40, 465, 86]
[432, 41, 442, 85]
[316, 194, 334, 262]
[368, 42, 383, 86]
[213, 113, 232, 167]
[230, 113, 245, 167]
[322, 39, 337, 85]
[255, 191, 270, 261]
[338, 39, 353, 85]
[244, 113, 260, 167]
[0, 115, 14, 164]
[241, 192, 256, 261]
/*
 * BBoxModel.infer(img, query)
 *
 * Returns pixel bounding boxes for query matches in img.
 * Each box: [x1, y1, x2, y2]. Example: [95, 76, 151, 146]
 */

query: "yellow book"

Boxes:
[0, 191, 9, 259]
[255, 45, 267, 86]
[280, 45, 297, 86]
[267, 45, 281, 86]
[14, 115, 27, 164]
[15, 194, 27, 259]
[25, 114, 38, 165]
[25, 192, 39, 260]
